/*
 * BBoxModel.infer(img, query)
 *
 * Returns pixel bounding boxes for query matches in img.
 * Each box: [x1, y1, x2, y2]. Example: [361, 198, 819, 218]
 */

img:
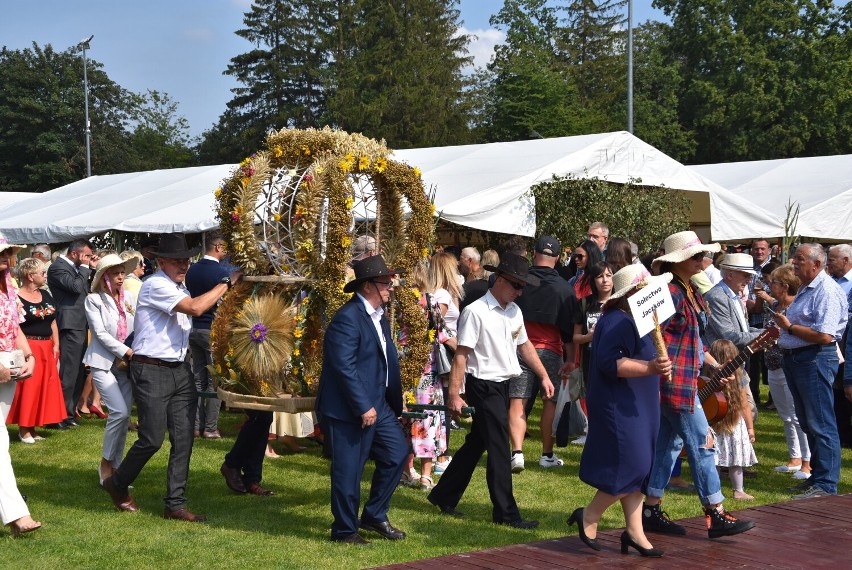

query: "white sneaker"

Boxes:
[792, 470, 812, 480]
[510, 453, 525, 473]
[434, 456, 452, 474]
[571, 435, 587, 445]
[539, 453, 564, 468]
[774, 464, 802, 472]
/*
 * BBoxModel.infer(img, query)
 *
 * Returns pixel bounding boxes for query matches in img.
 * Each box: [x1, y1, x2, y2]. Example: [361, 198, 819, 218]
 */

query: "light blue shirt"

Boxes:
[834, 268, 852, 317]
[778, 270, 848, 349]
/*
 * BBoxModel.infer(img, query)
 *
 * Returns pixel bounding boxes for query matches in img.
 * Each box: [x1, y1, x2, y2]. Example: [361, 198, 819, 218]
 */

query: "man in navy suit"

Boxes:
[315, 255, 408, 545]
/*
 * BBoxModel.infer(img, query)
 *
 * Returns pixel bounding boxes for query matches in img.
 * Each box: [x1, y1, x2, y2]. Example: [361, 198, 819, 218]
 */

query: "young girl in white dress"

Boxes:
[709, 339, 758, 500]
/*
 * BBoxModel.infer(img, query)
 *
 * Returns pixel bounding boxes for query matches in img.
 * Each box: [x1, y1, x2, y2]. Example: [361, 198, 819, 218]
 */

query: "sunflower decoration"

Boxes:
[213, 127, 435, 397]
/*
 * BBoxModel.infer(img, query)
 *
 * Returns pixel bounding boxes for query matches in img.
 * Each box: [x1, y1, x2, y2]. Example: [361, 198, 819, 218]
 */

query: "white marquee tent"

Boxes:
[0, 131, 781, 243]
[690, 154, 852, 241]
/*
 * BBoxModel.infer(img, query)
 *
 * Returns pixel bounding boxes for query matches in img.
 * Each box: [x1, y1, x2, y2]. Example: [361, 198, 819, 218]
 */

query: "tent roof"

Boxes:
[0, 165, 234, 243]
[395, 131, 781, 240]
[690, 155, 852, 240]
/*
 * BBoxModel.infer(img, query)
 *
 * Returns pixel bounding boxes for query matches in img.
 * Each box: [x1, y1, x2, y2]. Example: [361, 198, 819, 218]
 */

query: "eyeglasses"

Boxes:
[769, 280, 784, 286]
[373, 280, 393, 288]
[690, 252, 705, 261]
[588, 234, 606, 241]
[503, 277, 525, 291]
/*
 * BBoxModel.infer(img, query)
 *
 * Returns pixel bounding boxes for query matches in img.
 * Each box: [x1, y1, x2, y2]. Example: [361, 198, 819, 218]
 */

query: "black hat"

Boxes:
[534, 235, 561, 257]
[152, 233, 200, 259]
[343, 255, 405, 293]
[483, 252, 540, 287]
[140, 236, 159, 249]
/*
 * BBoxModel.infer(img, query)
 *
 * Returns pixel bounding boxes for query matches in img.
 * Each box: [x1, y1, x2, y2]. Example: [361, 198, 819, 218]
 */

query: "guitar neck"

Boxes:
[697, 350, 751, 401]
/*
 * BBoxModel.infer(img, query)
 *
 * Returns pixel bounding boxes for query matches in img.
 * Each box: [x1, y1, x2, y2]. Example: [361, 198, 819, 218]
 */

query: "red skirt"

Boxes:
[5, 338, 67, 427]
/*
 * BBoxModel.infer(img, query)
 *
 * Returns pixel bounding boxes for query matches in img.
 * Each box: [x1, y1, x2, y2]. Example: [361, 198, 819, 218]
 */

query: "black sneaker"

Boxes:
[642, 503, 686, 535]
[704, 505, 755, 539]
[787, 479, 813, 492]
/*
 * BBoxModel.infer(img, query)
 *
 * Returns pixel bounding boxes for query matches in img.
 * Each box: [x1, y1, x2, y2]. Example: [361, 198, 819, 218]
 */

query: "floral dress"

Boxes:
[408, 293, 450, 459]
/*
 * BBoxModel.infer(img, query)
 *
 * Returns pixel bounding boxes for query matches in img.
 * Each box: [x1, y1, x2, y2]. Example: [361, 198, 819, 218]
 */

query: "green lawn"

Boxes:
[6, 387, 852, 569]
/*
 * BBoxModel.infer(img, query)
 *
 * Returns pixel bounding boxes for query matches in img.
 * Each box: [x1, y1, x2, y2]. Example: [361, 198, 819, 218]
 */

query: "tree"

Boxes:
[326, 0, 473, 148]
[128, 90, 195, 170]
[483, 0, 586, 141]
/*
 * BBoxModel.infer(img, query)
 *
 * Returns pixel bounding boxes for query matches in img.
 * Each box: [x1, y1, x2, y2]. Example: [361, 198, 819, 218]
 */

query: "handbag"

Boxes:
[426, 293, 455, 375]
[0, 349, 29, 381]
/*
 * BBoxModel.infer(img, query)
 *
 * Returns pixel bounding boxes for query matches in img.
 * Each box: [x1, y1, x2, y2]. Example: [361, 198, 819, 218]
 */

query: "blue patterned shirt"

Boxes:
[778, 270, 848, 349]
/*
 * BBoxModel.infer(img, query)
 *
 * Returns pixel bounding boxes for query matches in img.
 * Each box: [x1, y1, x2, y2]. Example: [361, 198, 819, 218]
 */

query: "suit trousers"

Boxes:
[114, 360, 197, 511]
[58, 328, 88, 419]
[224, 410, 273, 486]
[428, 375, 521, 523]
[321, 400, 407, 538]
[91, 364, 133, 468]
[0, 382, 29, 525]
[189, 328, 220, 433]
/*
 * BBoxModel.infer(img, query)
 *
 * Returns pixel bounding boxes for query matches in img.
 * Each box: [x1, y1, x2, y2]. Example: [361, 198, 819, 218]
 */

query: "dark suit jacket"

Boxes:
[316, 296, 403, 423]
[47, 257, 91, 331]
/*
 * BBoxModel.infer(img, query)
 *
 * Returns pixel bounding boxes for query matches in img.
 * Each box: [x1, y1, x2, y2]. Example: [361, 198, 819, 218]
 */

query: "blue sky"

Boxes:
[0, 0, 665, 138]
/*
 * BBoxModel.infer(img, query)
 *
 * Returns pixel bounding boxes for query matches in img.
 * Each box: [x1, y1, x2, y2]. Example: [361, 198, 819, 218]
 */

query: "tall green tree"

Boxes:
[326, 0, 473, 148]
[0, 43, 137, 192]
[484, 0, 586, 141]
[128, 90, 195, 170]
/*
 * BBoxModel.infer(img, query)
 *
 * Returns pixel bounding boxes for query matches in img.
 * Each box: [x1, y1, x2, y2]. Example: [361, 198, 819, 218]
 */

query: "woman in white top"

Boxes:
[429, 252, 463, 335]
[83, 254, 138, 485]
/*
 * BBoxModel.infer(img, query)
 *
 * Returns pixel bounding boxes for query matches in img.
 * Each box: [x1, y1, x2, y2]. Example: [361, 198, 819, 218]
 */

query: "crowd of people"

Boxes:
[1, 224, 850, 560]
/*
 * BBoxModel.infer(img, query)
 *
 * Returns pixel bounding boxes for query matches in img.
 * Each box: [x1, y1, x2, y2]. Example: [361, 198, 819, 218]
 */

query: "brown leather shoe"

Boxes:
[163, 508, 207, 523]
[246, 483, 275, 496]
[102, 476, 139, 512]
[220, 462, 247, 494]
[331, 532, 370, 545]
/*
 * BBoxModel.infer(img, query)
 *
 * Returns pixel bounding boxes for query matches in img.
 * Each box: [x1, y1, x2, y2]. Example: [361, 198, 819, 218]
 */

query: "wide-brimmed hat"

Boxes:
[534, 235, 561, 257]
[652, 231, 720, 271]
[343, 255, 404, 293]
[91, 254, 140, 292]
[719, 253, 758, 275]
[151, 233, 199, 259]
[0, 232, 24, 255]
[610, 264, 672, 300]
[483, 252, 541, 287]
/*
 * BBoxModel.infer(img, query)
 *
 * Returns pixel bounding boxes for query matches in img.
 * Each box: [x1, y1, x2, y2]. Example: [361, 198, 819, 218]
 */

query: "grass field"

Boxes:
[5, 386, 852, 569]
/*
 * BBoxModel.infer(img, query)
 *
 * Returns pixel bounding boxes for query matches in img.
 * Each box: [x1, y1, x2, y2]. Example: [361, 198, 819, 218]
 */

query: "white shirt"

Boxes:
[59, 254, 78, 273]
[131, 271, 191, 361]
[433, 287, 460, 335]
[202, 255, 220, 263]
[356, 293, 387, 385]
[456, 289, 528, 382]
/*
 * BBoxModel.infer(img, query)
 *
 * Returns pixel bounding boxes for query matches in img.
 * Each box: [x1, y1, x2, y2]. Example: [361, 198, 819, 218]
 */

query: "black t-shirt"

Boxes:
[20, 290, 57, 337]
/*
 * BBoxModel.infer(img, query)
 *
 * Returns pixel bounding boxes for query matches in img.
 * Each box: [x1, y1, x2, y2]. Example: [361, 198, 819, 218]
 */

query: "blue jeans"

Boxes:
[782, 344, 840, 494]
[647, 394, 724, 506]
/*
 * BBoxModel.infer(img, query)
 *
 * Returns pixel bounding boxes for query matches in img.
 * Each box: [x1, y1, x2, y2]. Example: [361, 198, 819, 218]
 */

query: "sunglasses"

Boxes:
[503, 277, 525, 291]
[573, 253, 586, 260]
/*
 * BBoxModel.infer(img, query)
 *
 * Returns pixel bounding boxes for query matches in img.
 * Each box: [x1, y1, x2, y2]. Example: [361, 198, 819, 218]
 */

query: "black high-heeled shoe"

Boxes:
[567, 507, 601, 551]
[620, 531, 664, 557]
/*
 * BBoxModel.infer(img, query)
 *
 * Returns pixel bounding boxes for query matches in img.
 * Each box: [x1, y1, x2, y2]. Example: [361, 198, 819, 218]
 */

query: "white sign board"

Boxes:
[627, 282, 676, 337]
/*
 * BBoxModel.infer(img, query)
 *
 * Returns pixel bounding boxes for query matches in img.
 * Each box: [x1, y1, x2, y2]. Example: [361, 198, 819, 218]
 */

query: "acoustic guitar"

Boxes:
[698, 326, 781, 424]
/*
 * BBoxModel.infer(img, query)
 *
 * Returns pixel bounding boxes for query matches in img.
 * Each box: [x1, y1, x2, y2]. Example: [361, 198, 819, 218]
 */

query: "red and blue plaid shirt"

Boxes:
[660, 278, 706, 413]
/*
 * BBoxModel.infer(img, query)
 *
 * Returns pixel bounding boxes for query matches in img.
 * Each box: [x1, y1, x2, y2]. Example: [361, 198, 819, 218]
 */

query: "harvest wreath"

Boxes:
[210, 127, 434, 405]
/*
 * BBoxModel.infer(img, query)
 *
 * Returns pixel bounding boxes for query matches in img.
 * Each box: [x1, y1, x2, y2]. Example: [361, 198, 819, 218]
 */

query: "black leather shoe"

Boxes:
[46, 423, 68, 430]
[568, 507, 601, 550]
[63, 419, 80, 428]
[428, 493, 464, 517]
[246, 483, 275, 496]
[497, 518, 540, 529]
[359, 519, 406, 540]
[220, 462, 247, 494]
[331, 533, 370, 545]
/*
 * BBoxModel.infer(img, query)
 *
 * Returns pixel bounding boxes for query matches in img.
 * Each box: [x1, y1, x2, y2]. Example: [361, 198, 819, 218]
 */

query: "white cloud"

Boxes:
[457, 26, 505, 69]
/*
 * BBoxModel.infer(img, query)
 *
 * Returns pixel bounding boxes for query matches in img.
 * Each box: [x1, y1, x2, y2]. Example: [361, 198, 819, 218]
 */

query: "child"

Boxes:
[709, 339, 758, 500]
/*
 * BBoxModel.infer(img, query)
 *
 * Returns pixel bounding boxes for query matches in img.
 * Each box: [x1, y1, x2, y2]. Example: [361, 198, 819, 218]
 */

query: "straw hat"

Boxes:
[610, 264, 672, 300]
[652, 231, 720, 271]
[0, 232, 24, 255]
[719, 253, 758, 275]
[91, 254, 140, 293]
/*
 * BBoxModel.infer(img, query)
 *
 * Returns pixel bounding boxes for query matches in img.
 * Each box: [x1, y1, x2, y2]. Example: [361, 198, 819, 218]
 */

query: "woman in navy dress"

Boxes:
[569, 265, 672, 557]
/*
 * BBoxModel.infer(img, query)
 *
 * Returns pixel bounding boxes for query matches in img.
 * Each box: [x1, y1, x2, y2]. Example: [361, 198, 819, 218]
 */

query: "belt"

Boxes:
[26, 335, 52, 341]
[131, 354, 183, 368]
[782, 342, 835, 356]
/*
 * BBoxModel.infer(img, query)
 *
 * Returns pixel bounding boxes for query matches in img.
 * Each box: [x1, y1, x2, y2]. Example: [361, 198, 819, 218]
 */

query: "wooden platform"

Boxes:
[379, 494, 852, 569]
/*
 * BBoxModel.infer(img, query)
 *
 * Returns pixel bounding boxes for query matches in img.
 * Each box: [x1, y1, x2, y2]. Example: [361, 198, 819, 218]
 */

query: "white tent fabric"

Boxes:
[690, 155, 852, 240]
[0, 165, 234, 243]
[394, 131, 781, 240]
[0, 192, 36, 211]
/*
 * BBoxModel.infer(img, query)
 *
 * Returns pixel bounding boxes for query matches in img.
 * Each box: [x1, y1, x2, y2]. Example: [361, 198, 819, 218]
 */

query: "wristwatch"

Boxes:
[220, 275, 233, 289]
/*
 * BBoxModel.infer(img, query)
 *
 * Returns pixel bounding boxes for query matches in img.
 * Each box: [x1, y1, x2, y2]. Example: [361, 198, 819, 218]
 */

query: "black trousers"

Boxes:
[114, 360, 197, 511]
[748, 352, 768, 403]
[224, 410, 273, 485]
[58, 327, 88, 419]
[428, 375, 521, 523]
